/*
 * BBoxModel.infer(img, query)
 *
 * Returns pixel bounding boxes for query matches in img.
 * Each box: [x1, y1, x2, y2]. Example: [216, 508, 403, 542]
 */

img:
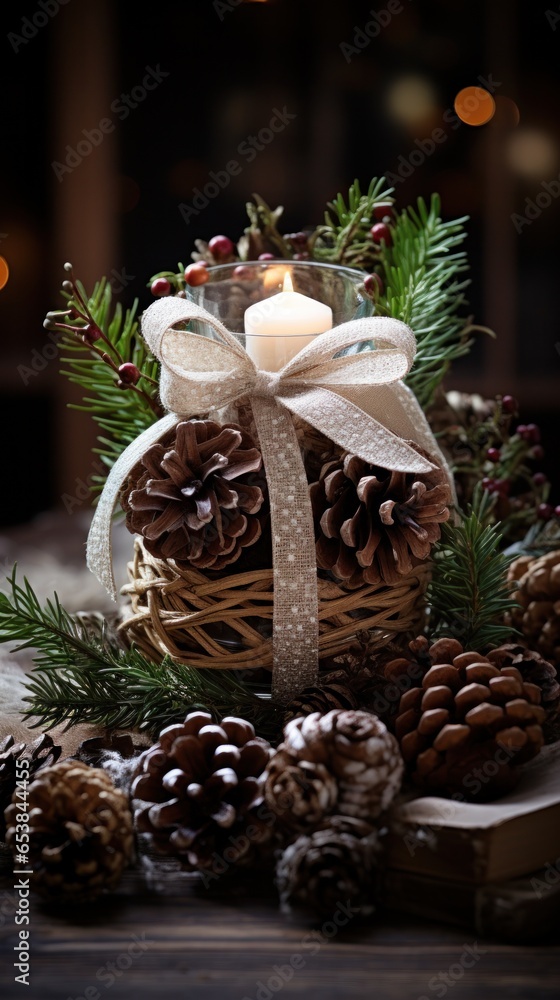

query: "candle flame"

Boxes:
[283, 272, 294, 293]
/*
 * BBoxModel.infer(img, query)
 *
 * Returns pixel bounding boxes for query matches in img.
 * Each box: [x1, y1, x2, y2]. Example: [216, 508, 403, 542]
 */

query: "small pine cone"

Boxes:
[389, 636, 547, 800]
[310, 448, 450, 587]
[276, 815, 381, 916]
[120, 418, 267, 571]
[506, 551, 560, 666]
[132, 712, 274, 874]
[264, 750, 337, 834]
[280, 710, 404, 821]
[0, 734, 61, 840]
[4, 761, 134, 901]
[486, 644, 560, 714]
[283, 678, 359, 723]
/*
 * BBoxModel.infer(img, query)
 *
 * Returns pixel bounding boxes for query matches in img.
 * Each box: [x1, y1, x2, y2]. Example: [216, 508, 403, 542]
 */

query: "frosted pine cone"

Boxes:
[310, 448, 450, 587]
[266, 710, 404, 825]
[121, 418, 267, 570]
[506, 552, 560, 667]
[276, 815, 381, 916]
[0, 734, 61, 840]
[264, 750, 337, 834]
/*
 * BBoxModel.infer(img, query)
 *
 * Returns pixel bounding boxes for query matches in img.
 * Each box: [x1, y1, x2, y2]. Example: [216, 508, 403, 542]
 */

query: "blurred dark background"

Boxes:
[1, 0, 559, 527]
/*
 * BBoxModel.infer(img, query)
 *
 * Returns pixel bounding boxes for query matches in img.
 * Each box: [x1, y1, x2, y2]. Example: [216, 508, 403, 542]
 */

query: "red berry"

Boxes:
[526, 423, 541, 443]
[555, 505, 560, 518]
[364, 273, 384, 296]
[486, 447, 501, 463]
[532, 472, 548, 486]
[372, 203, 394, 221]
[516, 423, 528, 438]
[529, 445, 545, 461]
[482, 477, 496, 492]
[118, 362, 141, 385]
[208, 235, 235, 259]
[501, 394, 518, 414]
[537, 503, 554, 521]
[151, 277, 171, 297]
[496, 479, 511, 496]
[82, 323, 101, 343]
[233, 265, 252, 280]
[370, 222, 392, 246]
[258, 253, 275, 261]
[285, 232, 308, 247]
[184, 263, 209, 287]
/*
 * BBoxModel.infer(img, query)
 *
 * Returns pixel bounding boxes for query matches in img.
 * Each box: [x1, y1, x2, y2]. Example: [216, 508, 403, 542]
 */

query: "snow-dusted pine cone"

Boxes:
[120, 418, 267, 570]
[264, 750, 337, 834]
[265, 710, 404, 828]
[132, 712, 275, 873]
[276, 815, 381, 916]
[388, 636, 548, 800]
[4, 761, 134, 901]
[310, 447, 450, 587]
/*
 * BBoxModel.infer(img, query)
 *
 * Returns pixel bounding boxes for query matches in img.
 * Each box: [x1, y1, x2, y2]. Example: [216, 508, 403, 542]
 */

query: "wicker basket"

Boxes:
[119, 536, 431, 670]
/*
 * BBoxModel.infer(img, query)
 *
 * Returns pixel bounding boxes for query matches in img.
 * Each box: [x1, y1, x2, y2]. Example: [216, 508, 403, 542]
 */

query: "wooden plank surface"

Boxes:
[1, 867, 559, 1000]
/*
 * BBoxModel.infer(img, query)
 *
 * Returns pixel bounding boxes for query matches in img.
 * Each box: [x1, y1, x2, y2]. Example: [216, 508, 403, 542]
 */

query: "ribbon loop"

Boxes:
[87, 296, 453, 703]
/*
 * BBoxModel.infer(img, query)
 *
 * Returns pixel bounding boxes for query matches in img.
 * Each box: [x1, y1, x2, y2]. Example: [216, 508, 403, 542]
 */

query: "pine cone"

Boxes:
[4, 761, 133, 901]
[389, 637, 547, 800]
[266, 710, 404, 825]
[283, 677, 359, 723]
[120, 419, 267, 571]
[132, 712, 275, 874]
[276, 815, 380, 916]
[0, 734, 61, 840]
[310, 448, 450, 587]
[506, 551, 560, 667]
[264, 750, 337, 834]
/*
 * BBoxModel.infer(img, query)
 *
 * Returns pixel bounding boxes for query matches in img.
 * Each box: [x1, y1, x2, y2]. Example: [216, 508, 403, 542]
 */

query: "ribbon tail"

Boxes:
[389, 382, 458, 504]
[250, 395, 319, 704]
[279, 387, 436, 473]
[86, 413, 178, 601]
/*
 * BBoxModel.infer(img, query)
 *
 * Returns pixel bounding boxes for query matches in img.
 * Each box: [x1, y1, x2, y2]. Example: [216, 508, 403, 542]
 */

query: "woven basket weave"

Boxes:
[119, 536, 431, 670]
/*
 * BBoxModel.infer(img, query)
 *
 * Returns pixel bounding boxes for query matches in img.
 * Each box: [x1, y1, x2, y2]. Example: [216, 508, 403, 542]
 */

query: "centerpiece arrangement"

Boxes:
[1, 178, 558, 916]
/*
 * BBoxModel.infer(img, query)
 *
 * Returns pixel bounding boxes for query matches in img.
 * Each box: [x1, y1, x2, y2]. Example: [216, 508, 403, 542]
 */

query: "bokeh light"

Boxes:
[492, 96, 521, 129]
[454, 86, 496, 126]
[0, 256, 9, 290]
[385, 75, 439, 128]
[506, 128, 558, 178]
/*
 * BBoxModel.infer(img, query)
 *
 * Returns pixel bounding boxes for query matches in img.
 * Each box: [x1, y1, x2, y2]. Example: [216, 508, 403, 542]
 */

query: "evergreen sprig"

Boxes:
[311, 177, 395, 268]
[45, 269, 163, 494]
[428, 488, 519, 649]
[0, 568, 284, 741]
[377, 194, 484, 409]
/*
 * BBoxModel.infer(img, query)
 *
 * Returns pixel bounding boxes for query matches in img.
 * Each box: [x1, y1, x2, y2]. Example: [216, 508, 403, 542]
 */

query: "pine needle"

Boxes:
[428, 488, 520, 649]
[0, 567, 284, 741]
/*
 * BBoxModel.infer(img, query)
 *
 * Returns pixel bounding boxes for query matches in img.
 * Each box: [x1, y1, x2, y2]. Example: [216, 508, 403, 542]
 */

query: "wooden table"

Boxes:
[1, 865, 559, 1000]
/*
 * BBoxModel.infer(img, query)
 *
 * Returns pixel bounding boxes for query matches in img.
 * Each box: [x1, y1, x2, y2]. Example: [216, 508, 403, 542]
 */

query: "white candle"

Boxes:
[244, 272, 333, 370]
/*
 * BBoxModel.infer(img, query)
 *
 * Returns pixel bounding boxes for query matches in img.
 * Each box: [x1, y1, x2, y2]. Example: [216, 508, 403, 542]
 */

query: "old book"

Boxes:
[382, 866, 560, 942]
[386, 742, 560, 885]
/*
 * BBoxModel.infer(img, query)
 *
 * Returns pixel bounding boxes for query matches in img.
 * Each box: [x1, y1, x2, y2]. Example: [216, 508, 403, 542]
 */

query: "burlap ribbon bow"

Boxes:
[87, 296, 451, 702]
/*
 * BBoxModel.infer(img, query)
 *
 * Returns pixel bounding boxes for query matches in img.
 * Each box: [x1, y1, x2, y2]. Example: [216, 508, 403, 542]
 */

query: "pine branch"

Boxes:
[311, 177, 395, 268]
[428, 488, 520, 650]
[0, 568, 284, 741]
[376, 194, 481, 408]
[44, 269, 163, 495]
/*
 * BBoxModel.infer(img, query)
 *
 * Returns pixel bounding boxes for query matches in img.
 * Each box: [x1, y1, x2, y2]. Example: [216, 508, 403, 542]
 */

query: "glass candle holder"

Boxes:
[186, 260, 373, 369]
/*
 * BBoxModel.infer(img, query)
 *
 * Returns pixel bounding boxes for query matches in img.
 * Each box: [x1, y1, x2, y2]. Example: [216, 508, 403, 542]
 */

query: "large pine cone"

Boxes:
[265, 710, 403, 829]
[506, 552, 560, 667]
[310, 448, 450, 587]
[0, 734, 61, 840]
[276, 815, 380, 916]
[4, 761, 134, 901]
[388, 637, 547, 800]
[132, 712, 275, 873]
[120, 418, 267, 570]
